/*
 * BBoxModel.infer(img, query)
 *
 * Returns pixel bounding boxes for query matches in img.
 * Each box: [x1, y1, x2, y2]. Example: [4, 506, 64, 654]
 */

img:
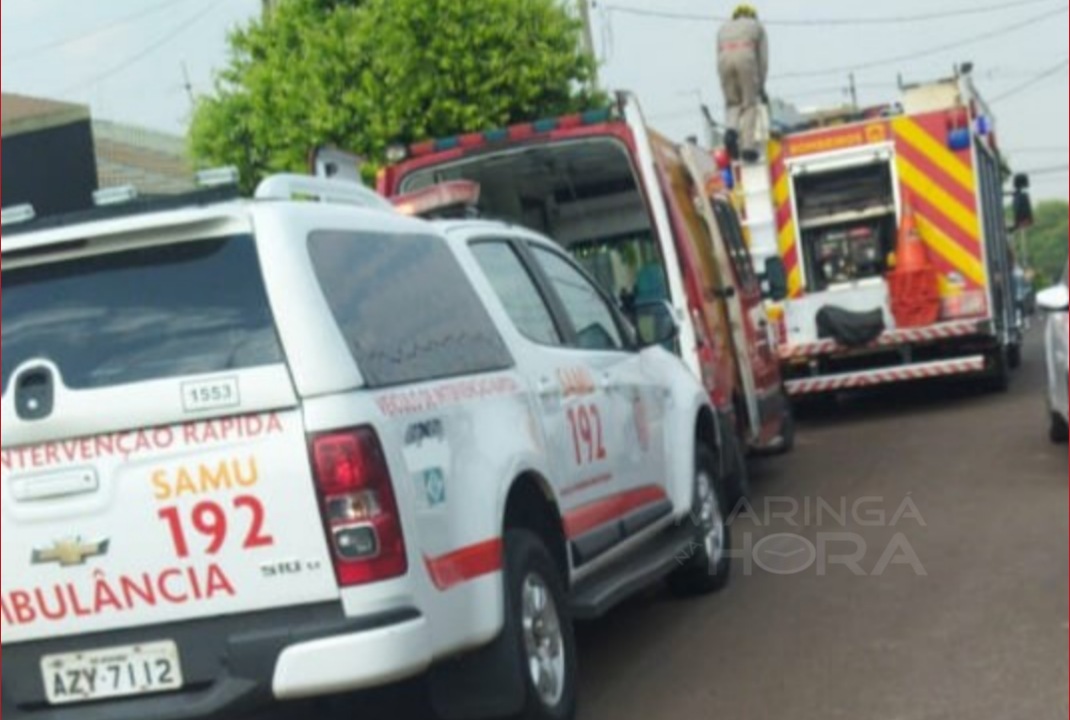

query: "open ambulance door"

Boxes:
[678, 144, 764, 443]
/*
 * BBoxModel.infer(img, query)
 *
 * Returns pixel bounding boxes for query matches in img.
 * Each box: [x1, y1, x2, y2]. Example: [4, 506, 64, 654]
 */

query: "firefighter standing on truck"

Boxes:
[718, 4, 769, 163]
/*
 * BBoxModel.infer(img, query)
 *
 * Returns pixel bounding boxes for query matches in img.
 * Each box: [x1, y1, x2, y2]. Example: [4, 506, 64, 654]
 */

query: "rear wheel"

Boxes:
[504, 531, 578, 720]
[770, 396, 796, 456]
[722, 408, 751, 507]
[668, 445, 732, 597]
[1050, 412, 1068, 445]
[1008, 343, 1023, 371]
[983, 345, 1011, 393]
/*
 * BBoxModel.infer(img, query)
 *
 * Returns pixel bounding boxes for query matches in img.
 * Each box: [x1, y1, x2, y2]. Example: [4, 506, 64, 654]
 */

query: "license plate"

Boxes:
[41, 641, 183, 706]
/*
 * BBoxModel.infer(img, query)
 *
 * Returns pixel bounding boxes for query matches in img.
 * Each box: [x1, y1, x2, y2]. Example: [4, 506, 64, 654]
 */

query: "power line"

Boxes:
[1021, 165, 1070, 175]
[601, 0, 1061, 26]
[783, 82, 899, 100]
[58, 1, 221, 98]
[3, 0, 199, 65]
[989, 58, 1070, 103]
[773, 6, 1068, 80]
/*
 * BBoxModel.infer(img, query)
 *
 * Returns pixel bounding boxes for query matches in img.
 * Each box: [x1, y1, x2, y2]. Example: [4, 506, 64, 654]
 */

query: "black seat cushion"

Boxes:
[816, 306, 886, 348]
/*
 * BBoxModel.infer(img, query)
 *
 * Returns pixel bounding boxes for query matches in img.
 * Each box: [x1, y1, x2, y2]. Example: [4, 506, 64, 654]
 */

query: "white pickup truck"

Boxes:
[1, 175, 738, 720]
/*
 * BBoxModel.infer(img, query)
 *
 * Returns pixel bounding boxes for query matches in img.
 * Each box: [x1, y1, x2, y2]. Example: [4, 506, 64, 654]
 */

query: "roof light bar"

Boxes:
[93, 186, 139, 207]
[196, 166, 241, 189]
[406, 107, 619, 159]
[255, 174, 396, 212]
[1, 204, 36, 227]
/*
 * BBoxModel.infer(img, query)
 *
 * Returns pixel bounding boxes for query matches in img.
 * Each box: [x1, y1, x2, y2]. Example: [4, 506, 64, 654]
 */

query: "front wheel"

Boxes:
[668, 445, 732, 597]
[504, 531, 578, 720]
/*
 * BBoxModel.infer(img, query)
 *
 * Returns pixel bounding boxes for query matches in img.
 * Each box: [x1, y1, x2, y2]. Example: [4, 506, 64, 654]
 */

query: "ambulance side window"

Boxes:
[470, 241, 564, 347]
[309, 230, 513, 387]
[530, 246, 626, 352]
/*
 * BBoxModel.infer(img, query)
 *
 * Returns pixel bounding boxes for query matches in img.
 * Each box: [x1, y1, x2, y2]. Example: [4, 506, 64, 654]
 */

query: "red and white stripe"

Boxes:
[779, 320, 984, 361]
[785, 355, 987, 397]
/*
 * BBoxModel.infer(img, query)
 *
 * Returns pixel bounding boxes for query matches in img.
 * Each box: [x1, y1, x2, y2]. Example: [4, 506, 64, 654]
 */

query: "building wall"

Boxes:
[93, 120, 194, 196]
[2, 120, 98, 217]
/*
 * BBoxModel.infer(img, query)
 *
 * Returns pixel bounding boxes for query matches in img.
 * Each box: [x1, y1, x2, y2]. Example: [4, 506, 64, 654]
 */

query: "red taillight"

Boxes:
[311, 428, 407, 587]
[940, 290, 989, 320]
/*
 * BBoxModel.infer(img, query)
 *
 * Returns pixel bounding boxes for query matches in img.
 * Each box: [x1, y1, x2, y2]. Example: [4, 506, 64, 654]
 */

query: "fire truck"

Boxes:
[729, 69, 1032, 398]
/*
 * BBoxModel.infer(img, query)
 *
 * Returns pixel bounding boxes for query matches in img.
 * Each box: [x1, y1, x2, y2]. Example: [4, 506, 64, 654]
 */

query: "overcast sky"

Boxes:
[2, 0, 1067, 198]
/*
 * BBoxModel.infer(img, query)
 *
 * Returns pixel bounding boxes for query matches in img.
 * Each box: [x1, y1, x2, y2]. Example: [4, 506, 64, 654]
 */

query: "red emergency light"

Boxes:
[392, 181, 482, 218]
[404, 109, 616, 160]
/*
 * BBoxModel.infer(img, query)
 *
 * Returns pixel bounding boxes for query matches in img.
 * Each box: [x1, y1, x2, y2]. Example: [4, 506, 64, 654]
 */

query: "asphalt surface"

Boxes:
[576, 328, 1068, 720]
[280, 328, 1068, 720]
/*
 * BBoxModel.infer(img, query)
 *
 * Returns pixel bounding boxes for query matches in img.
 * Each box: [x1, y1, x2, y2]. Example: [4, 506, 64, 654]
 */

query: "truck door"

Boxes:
[679, 145, 775, 442]
[713, 200, 783, 398]
[467, 238, 669, 570]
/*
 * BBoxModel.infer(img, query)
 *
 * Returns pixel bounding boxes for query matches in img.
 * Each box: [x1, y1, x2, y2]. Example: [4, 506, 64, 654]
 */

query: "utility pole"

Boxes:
[576, 0, 600, 89]
[181, 62, 195, 110]
[848, 73, 859, 111]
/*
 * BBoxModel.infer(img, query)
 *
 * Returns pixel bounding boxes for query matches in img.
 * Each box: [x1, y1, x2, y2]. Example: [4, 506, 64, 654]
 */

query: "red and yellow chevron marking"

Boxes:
[892, 114, 985, 294]
[768, 141, 803, 298]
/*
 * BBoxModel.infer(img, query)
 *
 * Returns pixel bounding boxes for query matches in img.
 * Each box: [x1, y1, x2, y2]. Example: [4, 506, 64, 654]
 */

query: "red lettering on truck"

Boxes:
[1, 414, 284, 472]
[0, 564, 236, 628]
[1, 595, 15, 625]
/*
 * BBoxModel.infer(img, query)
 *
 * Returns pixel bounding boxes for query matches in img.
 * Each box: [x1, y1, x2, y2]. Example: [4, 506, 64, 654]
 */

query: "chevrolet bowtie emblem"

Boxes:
[32, 538, 110, 568]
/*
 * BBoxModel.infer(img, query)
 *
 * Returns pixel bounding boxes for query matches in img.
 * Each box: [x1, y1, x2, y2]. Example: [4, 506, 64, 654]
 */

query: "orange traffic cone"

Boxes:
[894, 200, 931, 273]
[887, 196, 941, 328]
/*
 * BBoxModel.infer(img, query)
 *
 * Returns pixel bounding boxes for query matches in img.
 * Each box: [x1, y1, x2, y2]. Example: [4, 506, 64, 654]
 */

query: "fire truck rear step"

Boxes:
[785, 355, 986, 396]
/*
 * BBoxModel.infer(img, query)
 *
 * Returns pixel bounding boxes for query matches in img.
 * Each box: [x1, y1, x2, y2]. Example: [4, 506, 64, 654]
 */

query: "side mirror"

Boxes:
[1037, 286, 1069, 313]
[635, 301, 680, 349]
[762, 257, 789, 302]
[1012, 175, 1034, 230]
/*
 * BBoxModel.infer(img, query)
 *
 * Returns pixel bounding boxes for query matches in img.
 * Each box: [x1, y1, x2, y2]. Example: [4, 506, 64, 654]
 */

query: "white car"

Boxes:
[0, 175, 740, 720]
[1038, 263, 1069, 444]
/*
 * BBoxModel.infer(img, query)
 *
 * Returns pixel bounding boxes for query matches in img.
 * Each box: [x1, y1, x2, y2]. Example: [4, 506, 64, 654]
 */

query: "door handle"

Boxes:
[537, 378, 561, 400]
[12, 469, 99, 503]
[600, 374, 620, 395]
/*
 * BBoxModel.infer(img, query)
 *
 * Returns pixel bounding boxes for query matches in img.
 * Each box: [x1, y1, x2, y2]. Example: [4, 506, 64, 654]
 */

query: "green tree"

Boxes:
[1021, 200, 1068, 286]
[190, 0, 601, 190]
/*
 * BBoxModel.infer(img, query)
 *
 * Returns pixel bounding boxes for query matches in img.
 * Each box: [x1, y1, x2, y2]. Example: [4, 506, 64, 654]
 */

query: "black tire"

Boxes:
[1050, 412, 1069, 445]
[504, 531, 578, 720]
[983, 345, 1011, 393]
[721, 415, 751, 509]
[727, 432, 750, 508]
[668, 445, 732, 597]
[770, 398, 796, 456]
[1008, 343, 1023, 371]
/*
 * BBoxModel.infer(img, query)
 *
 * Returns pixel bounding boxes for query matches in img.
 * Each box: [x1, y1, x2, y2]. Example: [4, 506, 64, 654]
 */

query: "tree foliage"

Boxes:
[190, 0, 601, 189]
[1023, 200, 1069, 286]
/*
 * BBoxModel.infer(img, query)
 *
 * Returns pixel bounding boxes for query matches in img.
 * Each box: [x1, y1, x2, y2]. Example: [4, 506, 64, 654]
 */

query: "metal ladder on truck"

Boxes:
[733, 104, 780, 272]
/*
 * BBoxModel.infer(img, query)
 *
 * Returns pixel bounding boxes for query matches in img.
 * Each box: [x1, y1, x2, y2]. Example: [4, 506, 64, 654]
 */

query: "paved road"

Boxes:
[576, 329, 1068, 720]
[282, 330, 1067, 720]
